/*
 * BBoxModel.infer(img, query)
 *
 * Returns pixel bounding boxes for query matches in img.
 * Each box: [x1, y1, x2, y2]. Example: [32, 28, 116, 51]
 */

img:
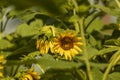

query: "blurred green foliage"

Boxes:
[0, 0, 120, 80]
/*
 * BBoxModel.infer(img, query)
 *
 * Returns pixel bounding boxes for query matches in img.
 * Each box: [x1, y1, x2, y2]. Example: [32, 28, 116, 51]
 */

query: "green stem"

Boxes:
[71, 0, 93, 79]
[102, 49, 120, 80]
[72, 0, 78, 12]
[115, 0, 120, 8]
[74, 22, 80, 32]
[0, 32, 2, 39]
[79, 18, 93, 80]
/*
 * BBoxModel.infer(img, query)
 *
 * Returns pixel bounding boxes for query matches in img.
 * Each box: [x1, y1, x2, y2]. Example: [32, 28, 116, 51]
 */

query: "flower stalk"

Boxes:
[115, 0, 120, 8]
[79, 18, 93, 80]
[102, 49, 120, 80]
[72, 0, 93, 79]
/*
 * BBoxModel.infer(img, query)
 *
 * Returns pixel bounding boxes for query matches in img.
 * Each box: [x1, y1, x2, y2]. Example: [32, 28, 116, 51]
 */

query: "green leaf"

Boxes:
[36, 56, 82, 70]
[91, 62, 108, 70]
[30, 19, 43, 28]
[92, 67, 103, 80]
[0, 39, 14, 50]
[92, 5, 120, 16]
[88, 34, 97, 46]
[14, 9, 37, 22]
[6, 54, 83, 70]
[41, 68, 81, 80]
[92, 67, 111, 80]
[86, 44, 99, 59]
[109, 72, 120, 80]
[69, 15, 79, 22]
[9, 0, 67, 16]
[16, 23, 40, 37]
[85, 16, 104, 33]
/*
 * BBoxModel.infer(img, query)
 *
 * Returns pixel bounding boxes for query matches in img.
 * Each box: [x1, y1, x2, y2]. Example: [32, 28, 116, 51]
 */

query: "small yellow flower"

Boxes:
[0, 55, 6, 77]
[22, 68, 41, 80]
[51, 31, 83, 60]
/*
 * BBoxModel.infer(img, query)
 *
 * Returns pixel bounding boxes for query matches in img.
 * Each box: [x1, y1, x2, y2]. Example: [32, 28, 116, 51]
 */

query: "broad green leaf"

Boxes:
[91, 62, 108, 70]
[92, 67, 111, 80]
[0, 39, 14, 50]
[9, 0, 67, 16]
[30, 19, 43, 28]
[88, 34, 97, 46]
[6, 53, 83, 70]
[85, 16, 104, 33]
[14, 9, 37, 22]
[92, 5, 120, 16]
[41, 68, 81, 80]
[87, 44, 99, 59]
[92, 67, 103, 80]
[15, 23, 40, 37]
[69, 15, 79, 22]
[108, 72, 120, 80]
[36, 58, 82, 70]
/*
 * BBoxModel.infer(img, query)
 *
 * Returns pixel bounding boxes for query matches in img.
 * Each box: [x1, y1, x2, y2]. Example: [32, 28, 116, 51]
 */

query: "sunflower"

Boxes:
[21, 68, 41, 80]
[36, 25, 56, 55]
[0, 55, 6, 77]
[51, 31, 83, 60]
[36, 34, 53, 55]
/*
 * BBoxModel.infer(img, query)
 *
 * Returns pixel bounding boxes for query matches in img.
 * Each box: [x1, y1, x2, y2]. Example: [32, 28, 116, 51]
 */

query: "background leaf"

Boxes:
[0, 39, 14, 50]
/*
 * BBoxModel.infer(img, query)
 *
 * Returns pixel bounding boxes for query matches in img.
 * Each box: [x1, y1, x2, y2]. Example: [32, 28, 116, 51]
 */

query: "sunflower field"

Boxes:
[0, 0, 120, 80]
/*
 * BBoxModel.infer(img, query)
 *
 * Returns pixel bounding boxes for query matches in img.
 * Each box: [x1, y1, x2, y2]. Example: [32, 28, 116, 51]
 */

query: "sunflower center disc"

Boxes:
[61, 37, 73, 50]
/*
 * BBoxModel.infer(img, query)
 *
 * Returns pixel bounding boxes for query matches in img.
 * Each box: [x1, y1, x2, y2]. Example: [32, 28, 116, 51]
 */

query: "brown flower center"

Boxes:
[60, 36, 73, 50]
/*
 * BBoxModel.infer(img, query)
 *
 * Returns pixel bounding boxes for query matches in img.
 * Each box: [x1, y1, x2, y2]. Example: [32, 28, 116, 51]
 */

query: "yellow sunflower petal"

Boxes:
[23, 74, 33, 80]
[53, 44, 60, 51]
[0, 55, 4, 60]
[58, 48, 64, 56]
[77, 37, 82, 40]
[74, 45, 82, 52]
[45, 41, 49, 53]
[64, 51, 69, 60]
[0, 66, 3, 69]
[74, 42, 83, 46]
[0, 72, 3, 77]
[64, 51, 72, 60]
[36, 40, 40, 49]
[30, 72, 41, 80]
[71, 32, 78, 37]
[70, 49, 79, 56]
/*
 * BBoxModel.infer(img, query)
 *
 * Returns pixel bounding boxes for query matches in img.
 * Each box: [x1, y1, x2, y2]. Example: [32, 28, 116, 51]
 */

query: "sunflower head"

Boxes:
[36, 25, 56, 55]
[15, 67, 41, 80]
[36, 34, 50, 54]
[51, 31, 83, 60]
[22, 69, 40, 80]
